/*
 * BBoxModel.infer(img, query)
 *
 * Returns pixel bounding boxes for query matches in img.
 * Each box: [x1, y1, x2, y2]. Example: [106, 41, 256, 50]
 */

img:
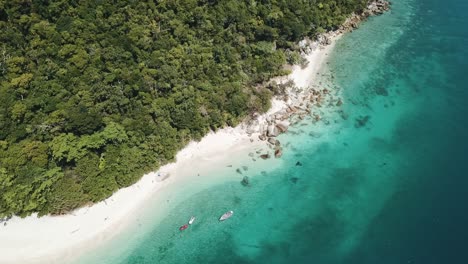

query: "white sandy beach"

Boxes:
[0, 36, 339, 264]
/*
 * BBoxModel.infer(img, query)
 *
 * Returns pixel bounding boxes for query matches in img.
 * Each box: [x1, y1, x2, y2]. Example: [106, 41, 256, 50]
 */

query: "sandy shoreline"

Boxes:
[0, 36, 339, 264]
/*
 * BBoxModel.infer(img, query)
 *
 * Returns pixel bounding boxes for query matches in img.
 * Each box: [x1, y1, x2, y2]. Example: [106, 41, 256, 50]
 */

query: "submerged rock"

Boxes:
[336, 99, 343, 106]
[355, 115, 371, 128]
[338, 110, 349, 120]
[260, 154, 270, 160]
[374, 86, 389, 96]
[295, 161, 303, 166]
[308, 131, 322, 138]
[290, 177, 299, 184]
[241, 176, 250, 186]
[274, 148, 283, 158]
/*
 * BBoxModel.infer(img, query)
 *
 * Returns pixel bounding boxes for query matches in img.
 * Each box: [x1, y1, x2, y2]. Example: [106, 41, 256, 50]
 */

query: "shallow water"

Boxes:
[77, 0, 468, 263]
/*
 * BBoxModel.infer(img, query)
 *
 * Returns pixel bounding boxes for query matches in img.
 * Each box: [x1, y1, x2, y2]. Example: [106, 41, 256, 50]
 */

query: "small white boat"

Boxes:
[219, 210, 234, 221]
[188, 216, 196, 225]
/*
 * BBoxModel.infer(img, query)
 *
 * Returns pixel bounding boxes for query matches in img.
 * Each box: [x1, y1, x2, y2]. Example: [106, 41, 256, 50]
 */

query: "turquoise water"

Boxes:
[78, 0, 468, 263]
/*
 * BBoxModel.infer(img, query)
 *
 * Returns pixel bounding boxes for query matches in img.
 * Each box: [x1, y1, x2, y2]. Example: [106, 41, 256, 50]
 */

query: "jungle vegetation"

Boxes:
[0, 0, 367, 217]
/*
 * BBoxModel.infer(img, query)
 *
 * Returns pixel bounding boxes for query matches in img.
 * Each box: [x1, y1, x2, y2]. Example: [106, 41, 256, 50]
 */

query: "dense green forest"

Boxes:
[0, 0, 367, 217]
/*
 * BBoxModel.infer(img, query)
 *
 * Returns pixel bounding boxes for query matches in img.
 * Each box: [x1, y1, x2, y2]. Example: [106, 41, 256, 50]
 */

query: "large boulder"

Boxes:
[267, 124, 280, 137]
[276, 121, 289, 133]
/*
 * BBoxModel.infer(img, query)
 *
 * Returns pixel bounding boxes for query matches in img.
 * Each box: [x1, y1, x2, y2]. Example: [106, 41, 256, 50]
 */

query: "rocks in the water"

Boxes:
[236, 168, 242, 174]
[308, 131, 322, 138]
[286, 105, 298, 114]
[268, 137, 280, 146]
[241, 176, 250, 186]
[242, 166, 248, 171]
[336, 99, 343, 106]
[355, 115, 371, 128]
[313, 114, 321, 122]
[374, 86, 389, 96]
[230, 2, 391, 168]
[274, 148, 283, 158]
[267, 124, 280, 137]
[276, 121, 289, 133]
[290, 177, 299, 184]
[338, 110, 349, 120]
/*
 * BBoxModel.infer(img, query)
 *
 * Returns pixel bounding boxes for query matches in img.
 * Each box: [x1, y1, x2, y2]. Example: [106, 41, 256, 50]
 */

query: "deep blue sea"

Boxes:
[77, 0, 468, 263]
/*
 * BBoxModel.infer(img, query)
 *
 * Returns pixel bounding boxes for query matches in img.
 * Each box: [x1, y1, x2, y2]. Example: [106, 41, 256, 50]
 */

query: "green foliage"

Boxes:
[0, 0, 366, 217]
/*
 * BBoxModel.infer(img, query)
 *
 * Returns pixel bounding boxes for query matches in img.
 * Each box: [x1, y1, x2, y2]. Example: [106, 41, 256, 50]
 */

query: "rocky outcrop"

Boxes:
[309, 1, 391, 38]
[317, 35, 332, 46]
[274, 148, 283, 158]
[241, 0, 390, 162]
[365, 0, 391, 16]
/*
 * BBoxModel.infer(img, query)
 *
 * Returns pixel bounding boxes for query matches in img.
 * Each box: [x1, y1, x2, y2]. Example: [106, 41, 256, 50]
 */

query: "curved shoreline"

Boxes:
[0, 38, 338, 264]
[0, 2, 390, 262]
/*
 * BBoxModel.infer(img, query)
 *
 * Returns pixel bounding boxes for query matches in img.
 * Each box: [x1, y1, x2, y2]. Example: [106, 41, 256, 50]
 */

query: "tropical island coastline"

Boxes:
[0, 1, 390, 263]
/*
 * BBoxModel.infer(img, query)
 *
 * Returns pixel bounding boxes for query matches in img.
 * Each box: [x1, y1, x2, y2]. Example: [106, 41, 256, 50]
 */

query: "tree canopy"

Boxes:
[0, 0, 367, 217]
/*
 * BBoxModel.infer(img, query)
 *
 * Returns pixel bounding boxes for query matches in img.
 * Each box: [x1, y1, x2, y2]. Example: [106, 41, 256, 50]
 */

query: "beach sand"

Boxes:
[0, 36, 339, 264]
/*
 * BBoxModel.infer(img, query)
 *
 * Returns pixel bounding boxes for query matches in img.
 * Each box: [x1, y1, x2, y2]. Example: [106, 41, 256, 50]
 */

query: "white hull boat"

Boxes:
[219, 210, 234, 221]
[188, 216, 196, 225]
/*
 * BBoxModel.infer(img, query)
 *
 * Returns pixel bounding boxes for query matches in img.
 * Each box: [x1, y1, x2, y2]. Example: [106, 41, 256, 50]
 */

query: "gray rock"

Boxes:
[267, 124, 280, 137]
[276, 122, 289, 133]
[274, 148, 283, 158]
[268, 137, 280, 146]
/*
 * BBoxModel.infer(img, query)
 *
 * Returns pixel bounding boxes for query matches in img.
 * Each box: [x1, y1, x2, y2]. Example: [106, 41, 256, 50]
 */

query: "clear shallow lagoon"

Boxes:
[77, 0, 468, 263]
